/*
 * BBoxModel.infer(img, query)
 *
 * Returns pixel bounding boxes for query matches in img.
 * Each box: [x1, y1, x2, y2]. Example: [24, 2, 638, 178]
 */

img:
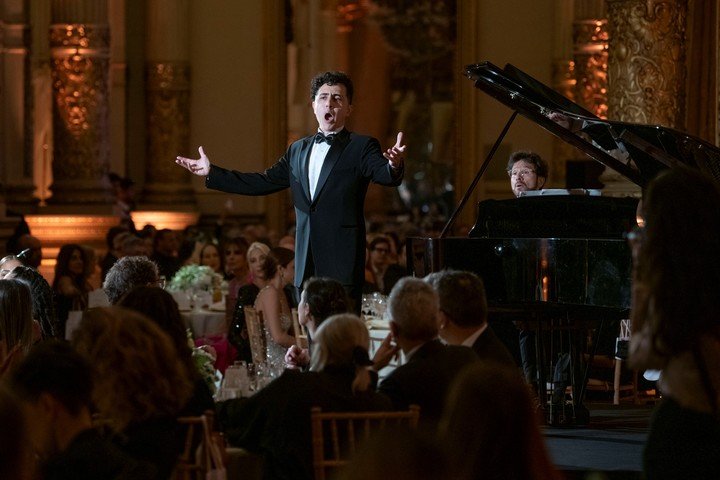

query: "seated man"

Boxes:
[103, 256, 161, 305]
[507, 150, 548, 198]
[376, 277, 478, 423]
[426, 270, 515, 368]
[10, 340, 153, 479]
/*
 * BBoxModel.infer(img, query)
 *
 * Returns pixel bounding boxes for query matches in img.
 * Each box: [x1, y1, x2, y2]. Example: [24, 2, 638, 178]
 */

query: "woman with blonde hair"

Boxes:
[72, 306, 194, 479]
[217, 313, 390, 480]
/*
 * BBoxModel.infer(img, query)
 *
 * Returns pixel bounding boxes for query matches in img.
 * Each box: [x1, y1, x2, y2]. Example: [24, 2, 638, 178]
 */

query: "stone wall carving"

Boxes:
[142, 62, 194, 203]
[606, 0, 687, 127]
[49, 24, 111, 203]
[573, 19, 608, 118]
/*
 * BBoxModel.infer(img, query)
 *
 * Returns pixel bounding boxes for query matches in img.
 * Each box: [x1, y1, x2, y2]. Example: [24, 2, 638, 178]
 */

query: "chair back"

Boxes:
[291, 308, 309, 349]
[244, 307, 266, 365]
[175, 411, 226, 480]
[310, 405, 420, 480]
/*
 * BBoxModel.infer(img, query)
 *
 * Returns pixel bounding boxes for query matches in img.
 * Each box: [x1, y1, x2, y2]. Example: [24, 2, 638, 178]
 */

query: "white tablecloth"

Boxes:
[181, 309, 227, 337]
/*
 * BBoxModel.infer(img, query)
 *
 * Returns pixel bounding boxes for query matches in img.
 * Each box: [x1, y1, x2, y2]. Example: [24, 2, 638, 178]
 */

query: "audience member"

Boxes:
[100, 226, 129, 281]
[118, 286, 214, 415]
[0, 384, 33, 480]
[0, 254, 23, 278]
[254, 247, 296, 368]
[72, 307, 194, 480]
[121, 235, 150, 258]
[103, 256, 160, 305]
[376, 277, 477, 423]
[440, 362, 559, 480]
[285, 276, 351, 369]
[426, 270, 515, 368]
[229, 241, 268, 363]
[363, 236, 405, 295]
[338, 428, 449, 480]
[6, 265, 59, 339]
[151, 229, 181, 280]
[15, 234, 43, 269]
[199, 242, 224, 275]
[217, 314, 391, 480]
[224, 236, 251, 308]
[0, 279, 34, 376]
[52, 244, 92, 337]
[10, 340, 154, 480]
[628, 168, 720, 480]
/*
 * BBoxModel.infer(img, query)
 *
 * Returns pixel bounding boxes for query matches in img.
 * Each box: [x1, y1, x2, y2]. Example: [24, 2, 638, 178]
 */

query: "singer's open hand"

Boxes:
[176, 146, 211, 176]
[384, 132, 406, 170]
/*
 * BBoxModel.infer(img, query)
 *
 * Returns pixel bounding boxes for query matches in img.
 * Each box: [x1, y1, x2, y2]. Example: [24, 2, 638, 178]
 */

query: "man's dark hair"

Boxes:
[153, 228, 174, 251]
[432, 270, 488, 328]
[310, 71, 354, 104]
[11, 340, 93, 415]
[506, 151, 548, 178]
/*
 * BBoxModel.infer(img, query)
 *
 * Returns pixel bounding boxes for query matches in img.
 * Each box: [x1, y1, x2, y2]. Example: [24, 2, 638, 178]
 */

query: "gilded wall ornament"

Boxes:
[144, 62, 194, 203]
[49, 24, 110, 203]
[574, 19, 609, 119]
[606, 0, 687, 127]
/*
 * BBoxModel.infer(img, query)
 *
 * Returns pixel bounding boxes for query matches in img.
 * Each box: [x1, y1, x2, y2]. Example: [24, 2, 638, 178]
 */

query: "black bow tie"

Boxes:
[314, 132, 336, 145]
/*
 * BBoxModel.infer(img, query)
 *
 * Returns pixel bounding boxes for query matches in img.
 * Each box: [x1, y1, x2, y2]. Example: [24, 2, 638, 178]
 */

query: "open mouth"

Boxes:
[324, 112, 334, 121]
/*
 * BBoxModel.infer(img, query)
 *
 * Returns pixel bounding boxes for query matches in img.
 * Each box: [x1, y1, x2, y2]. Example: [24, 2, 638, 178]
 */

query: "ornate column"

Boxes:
[607, 0, 687, 127]
[141, 0, 195, 207]
[47, 0, 111, 205]
[1, 0, 37, 209]
[573, 2, 608, 119]
[605, 0, 687, 194]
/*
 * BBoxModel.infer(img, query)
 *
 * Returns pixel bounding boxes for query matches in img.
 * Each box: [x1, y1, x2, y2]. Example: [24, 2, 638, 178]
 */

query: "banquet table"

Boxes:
[181, 308, 227, 337]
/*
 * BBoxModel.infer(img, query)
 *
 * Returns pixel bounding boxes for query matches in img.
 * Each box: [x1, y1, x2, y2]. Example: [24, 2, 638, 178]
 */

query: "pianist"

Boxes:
[507, 151, 548, 198]
[506, 151, 548, 393]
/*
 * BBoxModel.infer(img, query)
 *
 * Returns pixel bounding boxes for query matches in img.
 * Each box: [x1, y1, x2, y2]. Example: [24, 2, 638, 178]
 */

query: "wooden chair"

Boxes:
[244, 307, 266, 365]
[310, 405, 420, 480]
[291, 308, 309, 349]
[175, 411, 226, 480]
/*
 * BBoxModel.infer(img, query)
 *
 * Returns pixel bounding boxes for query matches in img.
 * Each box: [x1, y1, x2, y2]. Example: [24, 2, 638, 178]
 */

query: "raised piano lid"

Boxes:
[465, 61, 720, 187]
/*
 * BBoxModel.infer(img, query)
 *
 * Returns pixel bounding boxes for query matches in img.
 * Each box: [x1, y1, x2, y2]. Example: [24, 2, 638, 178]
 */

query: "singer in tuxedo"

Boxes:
[176, 71, 406, 308]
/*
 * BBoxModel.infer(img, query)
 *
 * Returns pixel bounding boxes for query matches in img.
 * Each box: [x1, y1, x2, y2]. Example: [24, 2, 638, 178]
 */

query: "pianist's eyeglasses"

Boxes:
[508, 169, 536, 179]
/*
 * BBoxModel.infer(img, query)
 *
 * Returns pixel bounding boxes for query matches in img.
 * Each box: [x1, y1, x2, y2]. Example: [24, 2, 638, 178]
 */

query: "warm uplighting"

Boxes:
[130, 211, 199, 231]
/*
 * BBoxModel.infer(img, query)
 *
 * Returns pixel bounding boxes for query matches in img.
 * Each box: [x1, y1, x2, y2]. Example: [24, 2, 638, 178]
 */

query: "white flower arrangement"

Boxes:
[187, 329, 219, 394]
[167, 264, 222, 292]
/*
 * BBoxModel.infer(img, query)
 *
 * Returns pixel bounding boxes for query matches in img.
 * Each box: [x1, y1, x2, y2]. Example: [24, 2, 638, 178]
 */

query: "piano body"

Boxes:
[408, 62, 720, 422]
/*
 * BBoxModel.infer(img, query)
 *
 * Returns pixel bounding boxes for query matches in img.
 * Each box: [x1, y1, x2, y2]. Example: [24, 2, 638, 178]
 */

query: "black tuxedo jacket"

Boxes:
[471, 325, 517, 369]
[218, 367, 391, 480]
[378, 339, 478, 423]
[206, 130, 403, 290]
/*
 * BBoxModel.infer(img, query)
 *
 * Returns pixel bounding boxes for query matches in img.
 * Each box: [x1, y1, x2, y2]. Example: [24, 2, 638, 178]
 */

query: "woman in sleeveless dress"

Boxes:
[254, 247, 296, 370]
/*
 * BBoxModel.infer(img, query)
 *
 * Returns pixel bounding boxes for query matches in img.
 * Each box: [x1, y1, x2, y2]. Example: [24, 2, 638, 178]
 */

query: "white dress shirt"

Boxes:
[308, 132, 333, 199]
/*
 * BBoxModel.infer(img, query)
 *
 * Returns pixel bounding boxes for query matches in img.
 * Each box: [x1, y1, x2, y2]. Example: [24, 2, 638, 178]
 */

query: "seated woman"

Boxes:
[0, 279, 34, 376]
[440, 362, 560, 480]
[217, 314, 391, 480]
[363, 235, 405, 295]
[72, 306, 194, 480]
[628, 167, 720, 480]
[198, 242, 224, 276]
[6, 265, 59, 339]
[52, 244, 92, 337]
[118, 286, 215, 415]
[0, 255, 23, 278]
[228, 240, 266, 363]
[285, 276, 351, 369]
[254, 247, 296, 369]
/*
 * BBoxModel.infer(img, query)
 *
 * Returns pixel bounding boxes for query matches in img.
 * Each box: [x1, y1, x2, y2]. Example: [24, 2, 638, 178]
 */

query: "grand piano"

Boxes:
[407, 61, 720, 423]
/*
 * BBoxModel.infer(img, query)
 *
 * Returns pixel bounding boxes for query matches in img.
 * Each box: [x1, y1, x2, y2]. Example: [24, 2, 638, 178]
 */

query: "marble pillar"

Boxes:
[47, 0, 112, 205]
[141, 0, 195, 206]
[1, 0, 37, 209]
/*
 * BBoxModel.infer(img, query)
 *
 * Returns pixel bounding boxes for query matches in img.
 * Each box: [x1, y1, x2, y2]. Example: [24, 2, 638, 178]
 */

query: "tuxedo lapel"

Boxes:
[312, 130, 350, 206]
[297, 137, 313, 203]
